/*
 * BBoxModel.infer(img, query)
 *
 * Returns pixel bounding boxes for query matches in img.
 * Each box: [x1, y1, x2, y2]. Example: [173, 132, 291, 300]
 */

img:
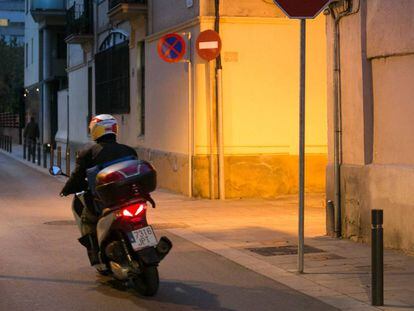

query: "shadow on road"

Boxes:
[94, 278, 235, 310]
[0, 274, 95, 286]
[94, 277, 335, 311]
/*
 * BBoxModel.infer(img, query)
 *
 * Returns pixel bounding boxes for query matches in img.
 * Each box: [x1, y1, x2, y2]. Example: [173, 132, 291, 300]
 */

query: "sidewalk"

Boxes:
[6, 143, 75, 174]
[2, 144, 414, 311]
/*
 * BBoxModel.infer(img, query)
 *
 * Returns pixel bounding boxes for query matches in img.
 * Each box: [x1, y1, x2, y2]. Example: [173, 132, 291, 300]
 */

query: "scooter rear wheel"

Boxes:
[133, 265, 159, 296]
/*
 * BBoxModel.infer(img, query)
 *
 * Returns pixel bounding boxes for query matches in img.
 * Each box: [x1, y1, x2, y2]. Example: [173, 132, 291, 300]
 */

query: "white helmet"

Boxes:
[89, 114, 118, 141]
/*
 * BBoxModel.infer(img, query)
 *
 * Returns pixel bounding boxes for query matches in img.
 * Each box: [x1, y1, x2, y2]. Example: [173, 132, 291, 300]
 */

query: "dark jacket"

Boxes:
[23, 120, 40, 140]
[61, 134, 137, 196]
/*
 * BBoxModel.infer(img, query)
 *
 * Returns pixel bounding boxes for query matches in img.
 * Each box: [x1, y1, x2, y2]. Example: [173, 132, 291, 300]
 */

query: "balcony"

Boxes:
[108, 0, 147, 21]
[66, 1, 94, 45]
[30, 0, 66, 24]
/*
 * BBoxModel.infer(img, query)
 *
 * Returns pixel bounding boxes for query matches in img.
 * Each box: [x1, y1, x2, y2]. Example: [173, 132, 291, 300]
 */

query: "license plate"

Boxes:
[128, 226, 158, 251]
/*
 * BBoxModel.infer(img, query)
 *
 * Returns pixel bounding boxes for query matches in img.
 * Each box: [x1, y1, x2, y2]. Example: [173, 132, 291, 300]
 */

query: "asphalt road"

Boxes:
[0, 153, 337, 311]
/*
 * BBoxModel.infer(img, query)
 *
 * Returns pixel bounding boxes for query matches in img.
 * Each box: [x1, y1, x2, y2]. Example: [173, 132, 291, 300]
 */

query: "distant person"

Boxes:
[23, 117, 39, 157]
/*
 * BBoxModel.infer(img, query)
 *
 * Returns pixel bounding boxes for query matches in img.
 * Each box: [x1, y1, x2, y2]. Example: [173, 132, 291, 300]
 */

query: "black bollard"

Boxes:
[37, 143, 41, 165]
[372, 209, 384, 306]
[326, 200, 335, 237]
[9, 136, 12, 153]
[0, 135, 3, 150]
[65, 146, 71, 177]
[32, 141, 36, 163]
[57, 146, 62, 168]
[23, 139, 27, 159]
[50, 145, 54, 168]
[27, 140, 32, 162]
[43, 145, 47, 168]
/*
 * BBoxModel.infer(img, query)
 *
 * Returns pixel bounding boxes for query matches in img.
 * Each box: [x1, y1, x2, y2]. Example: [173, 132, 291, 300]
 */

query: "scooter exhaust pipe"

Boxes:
[110, 261, 129, 280]
[156, 236, 173, 261]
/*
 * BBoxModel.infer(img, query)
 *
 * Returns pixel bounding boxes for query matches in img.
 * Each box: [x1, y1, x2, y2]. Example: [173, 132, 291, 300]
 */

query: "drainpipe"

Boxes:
[209, 63, 215, 199]
[187, 32, 193, 198]
[328, 0, 359, 238]
[215, 0, 225, 200]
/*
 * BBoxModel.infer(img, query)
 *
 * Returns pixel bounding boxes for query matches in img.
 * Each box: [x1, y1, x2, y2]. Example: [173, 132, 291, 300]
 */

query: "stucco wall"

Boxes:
[68, 67, 89, 145]
[326, 0, 414, 252]
[150, 0, 200, 33]
[220, 16, 327, 156]
[140, 15, 328, 198]
[366, 0, 414, 58]
[24, 11, 40, 87]
[144, 25, 198, 155]
[372, 55, 414, 165]
[200, 0, 284, 18]
[55, 89, 68, 145]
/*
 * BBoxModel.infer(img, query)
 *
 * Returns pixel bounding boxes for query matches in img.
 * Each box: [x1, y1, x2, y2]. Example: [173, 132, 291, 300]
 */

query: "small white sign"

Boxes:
[186, 0, 193, 8]
[199, 41, 219, 50]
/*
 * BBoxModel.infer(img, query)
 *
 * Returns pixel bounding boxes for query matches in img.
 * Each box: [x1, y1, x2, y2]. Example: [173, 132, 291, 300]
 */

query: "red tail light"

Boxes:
[118, 203, 146, 219]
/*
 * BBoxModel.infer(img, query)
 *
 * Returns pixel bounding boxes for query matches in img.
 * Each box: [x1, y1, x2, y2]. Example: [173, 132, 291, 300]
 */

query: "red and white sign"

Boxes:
[273, 0, 331, 19]
[196, 30, 222, 61]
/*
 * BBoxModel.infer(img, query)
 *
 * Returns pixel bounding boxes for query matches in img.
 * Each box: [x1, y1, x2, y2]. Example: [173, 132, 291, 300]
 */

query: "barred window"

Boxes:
[95, 32, 130, 114]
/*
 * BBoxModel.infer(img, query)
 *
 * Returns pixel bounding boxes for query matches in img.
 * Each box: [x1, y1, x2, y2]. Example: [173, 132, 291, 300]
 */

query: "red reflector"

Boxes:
[120, 203, 146, 218]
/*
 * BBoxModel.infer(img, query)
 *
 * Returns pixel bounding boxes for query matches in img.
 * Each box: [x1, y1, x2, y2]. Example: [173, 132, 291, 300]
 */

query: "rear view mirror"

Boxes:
[49, 166, 62, 176]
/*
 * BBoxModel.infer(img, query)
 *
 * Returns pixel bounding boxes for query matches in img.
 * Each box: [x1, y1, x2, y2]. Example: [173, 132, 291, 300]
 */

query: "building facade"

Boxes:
[63, 0, 328, 199]
[0, 0, 25, 45]
[24, 0, 67, 145]
[325, 0, 414, 252]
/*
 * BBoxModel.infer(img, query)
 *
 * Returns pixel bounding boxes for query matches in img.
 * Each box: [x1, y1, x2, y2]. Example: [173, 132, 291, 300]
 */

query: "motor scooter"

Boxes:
[50, 159, 172, 296]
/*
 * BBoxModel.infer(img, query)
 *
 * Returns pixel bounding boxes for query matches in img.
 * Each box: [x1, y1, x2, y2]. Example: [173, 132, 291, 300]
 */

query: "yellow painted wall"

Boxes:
[217, 15, 327, 156]
[141, 15, 328, 198]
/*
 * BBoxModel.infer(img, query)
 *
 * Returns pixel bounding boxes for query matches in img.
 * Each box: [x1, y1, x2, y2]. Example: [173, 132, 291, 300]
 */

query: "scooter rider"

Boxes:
[60, 114, 137, 265]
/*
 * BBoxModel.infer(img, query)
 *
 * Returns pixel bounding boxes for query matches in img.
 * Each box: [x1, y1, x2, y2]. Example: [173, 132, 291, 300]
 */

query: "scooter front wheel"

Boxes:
[132, 265, 159, 296]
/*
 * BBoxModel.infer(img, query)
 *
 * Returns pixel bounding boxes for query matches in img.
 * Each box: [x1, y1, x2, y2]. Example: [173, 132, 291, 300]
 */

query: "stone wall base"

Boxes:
[137, 147, 327, 199]
[327, 163, 414, 253]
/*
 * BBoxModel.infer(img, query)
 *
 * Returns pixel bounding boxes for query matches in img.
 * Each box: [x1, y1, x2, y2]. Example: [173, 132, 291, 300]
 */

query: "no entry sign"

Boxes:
[157, 33, 186, 63]
[273, 0, 331, 19]
[196, 30, 222, 61]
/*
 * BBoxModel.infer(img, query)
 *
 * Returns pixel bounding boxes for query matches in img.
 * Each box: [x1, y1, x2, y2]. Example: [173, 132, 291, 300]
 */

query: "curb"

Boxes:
[166, 228, 380, 311]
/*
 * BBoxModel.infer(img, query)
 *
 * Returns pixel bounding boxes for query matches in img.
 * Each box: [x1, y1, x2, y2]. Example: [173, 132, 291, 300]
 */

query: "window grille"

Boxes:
[95, 41, 130, 114]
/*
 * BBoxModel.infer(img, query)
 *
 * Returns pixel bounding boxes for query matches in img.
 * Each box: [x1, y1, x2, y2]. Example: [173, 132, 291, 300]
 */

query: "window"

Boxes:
[56, 33, 67, 59]
[95, 31, 130, 114]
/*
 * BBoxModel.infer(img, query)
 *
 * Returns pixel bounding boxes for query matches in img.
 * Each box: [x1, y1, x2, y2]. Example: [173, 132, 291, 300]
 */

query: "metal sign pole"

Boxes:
[186, 32, 193, 198]
[298, 18, 306, 274]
